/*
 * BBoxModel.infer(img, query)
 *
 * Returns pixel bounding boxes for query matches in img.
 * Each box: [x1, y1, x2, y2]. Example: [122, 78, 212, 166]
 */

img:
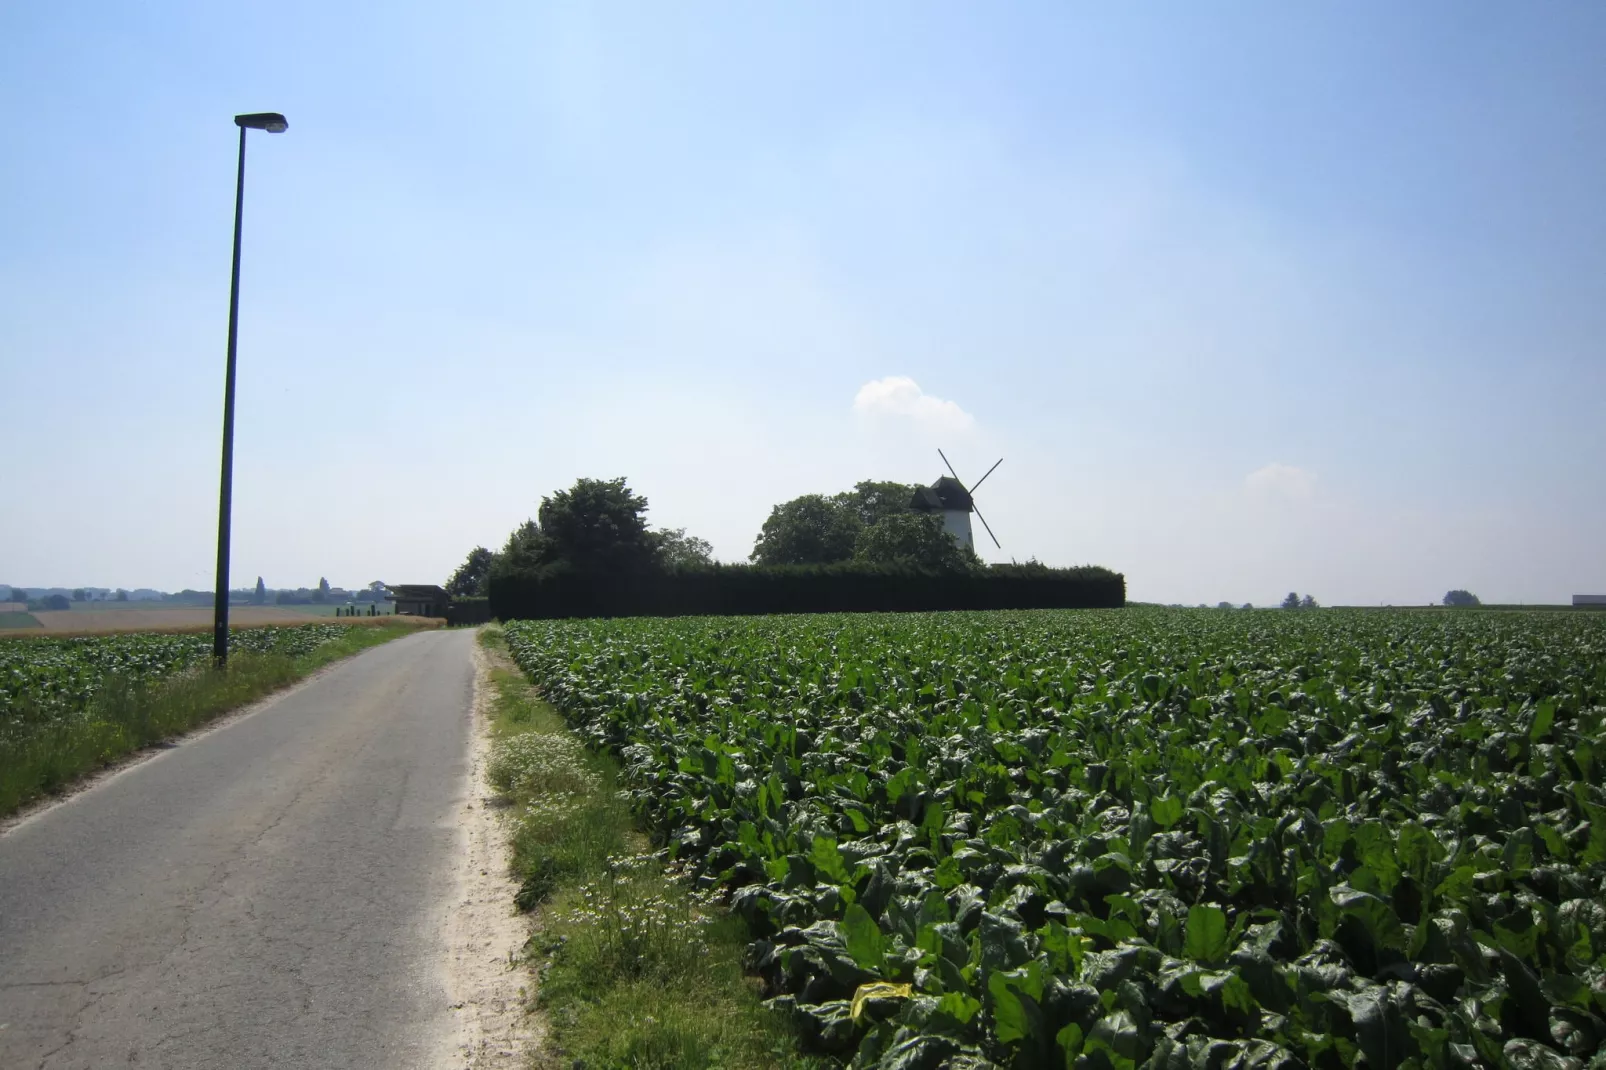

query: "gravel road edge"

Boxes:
[436, 635, 544, 1069]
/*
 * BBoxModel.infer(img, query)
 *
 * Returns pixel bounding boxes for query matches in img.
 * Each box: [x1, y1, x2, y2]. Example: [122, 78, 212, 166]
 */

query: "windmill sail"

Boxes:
[932, 450, 1003, 551]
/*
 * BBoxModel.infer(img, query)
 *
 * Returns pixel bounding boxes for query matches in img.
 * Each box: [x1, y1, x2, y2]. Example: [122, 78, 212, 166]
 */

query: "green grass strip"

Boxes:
[477, 626, 826, 1070]
[0, 623, 417, 817]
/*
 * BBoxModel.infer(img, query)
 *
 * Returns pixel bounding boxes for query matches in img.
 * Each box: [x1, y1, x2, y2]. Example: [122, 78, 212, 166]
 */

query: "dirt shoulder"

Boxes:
[436, 637, 544, 1068]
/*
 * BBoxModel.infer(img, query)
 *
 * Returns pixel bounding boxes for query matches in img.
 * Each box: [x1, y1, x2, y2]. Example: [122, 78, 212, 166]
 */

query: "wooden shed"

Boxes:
[388, 584, 449, 617]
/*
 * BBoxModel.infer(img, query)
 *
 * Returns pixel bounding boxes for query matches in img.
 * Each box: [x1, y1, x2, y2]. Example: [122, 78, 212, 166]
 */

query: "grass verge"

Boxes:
[477, 625, 825, 1070]
[0, 622, 418, 817]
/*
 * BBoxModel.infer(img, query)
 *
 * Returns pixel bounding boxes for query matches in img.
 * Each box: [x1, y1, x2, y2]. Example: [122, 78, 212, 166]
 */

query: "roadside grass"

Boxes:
[0, 622, 418, 817]
[477, 625, 824, 1070]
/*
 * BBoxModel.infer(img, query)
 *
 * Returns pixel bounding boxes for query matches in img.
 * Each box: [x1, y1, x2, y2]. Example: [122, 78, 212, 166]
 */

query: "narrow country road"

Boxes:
[0, 628, 477, 1070]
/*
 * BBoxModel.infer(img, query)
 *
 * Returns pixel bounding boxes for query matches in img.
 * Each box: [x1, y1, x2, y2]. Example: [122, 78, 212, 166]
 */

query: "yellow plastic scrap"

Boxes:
[850, 981, 914, 1024]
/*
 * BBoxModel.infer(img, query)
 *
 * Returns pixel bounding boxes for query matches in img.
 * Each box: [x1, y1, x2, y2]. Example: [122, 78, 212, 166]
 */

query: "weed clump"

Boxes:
[487, 731, 599, 797]
[546, 854, 713, 980]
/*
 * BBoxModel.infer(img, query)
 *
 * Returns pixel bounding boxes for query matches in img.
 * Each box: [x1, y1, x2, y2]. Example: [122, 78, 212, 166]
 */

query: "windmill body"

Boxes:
[910, 476, 976, 551]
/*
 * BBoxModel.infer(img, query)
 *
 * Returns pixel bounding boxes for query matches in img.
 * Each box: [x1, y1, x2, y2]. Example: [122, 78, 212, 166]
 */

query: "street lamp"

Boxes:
[213, 112, 288, 666]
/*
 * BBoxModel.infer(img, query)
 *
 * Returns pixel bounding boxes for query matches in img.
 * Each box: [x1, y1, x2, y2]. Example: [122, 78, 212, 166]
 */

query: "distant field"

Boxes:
[0, 612, 41, 629]
[270, 602, 397, 618]
[1, 606, 414, 637]
[55, 600, 395, 616]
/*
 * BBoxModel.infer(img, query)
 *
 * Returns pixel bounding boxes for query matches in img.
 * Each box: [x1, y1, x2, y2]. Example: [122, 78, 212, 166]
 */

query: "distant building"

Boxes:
[388, 584, 449, 617]
[910, 476, 975, 550]
[1574, 594, 1606, 607]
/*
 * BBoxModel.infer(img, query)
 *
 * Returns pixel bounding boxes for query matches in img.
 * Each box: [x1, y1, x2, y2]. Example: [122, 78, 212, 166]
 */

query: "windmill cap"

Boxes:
[911, 476, 974, 512]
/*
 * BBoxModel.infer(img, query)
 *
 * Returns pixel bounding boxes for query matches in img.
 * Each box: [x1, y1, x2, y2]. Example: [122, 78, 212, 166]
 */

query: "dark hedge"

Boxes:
[444, 596, 492, 626]
[489, 562, 1124, 620]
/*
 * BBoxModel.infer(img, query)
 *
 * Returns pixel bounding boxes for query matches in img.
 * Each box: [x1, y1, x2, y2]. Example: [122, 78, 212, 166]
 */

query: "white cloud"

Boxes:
[1244, 462, 1317, 501]
[853, 376, 975, 433]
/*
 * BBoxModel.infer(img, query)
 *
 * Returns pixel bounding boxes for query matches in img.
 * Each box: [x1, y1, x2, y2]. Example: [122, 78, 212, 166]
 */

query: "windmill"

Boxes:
[910, 450, 1004, 551]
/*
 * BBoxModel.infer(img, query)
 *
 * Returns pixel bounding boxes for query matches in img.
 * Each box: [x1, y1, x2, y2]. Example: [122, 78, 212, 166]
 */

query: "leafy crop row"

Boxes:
[1, 625, 349, 746]
[503, 610, 1606, 1070]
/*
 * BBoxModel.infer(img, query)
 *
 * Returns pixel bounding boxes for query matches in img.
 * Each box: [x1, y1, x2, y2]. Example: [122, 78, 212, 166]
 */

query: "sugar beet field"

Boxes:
[0, 624, 361, 810]
[1, 624, 351, 738]
[504, 609, 1606, 1070]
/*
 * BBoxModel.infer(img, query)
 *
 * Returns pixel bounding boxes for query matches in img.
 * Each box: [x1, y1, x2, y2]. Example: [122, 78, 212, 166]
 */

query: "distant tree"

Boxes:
[446, 547, 495, 597]
[319, 577, 330, 595]
[1217, 601, 1234, 610]
[366, 581, 387, 603]
[115, 589, 128, 602]
[72, 588, 86, 601]
[654, 528, 714, 569]
[854, 512, 978, 572]
[42, 593, 71, 611]
[537, 477, 659, 575]
[1242, 603, 1253, 610]
[310, 578, 328, 604]
[751, 494, 861, 566]
[1443, 589, 1481, 607]
[255, 577, 267, 604]
[495, 521, 546, 574]
[836, 481, 920, 528]
[1300, 594, 1319, 609]
[1281, 592, 1301, 610]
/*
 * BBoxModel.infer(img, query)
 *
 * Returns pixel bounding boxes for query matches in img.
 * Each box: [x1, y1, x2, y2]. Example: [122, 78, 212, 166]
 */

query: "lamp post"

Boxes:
[214, 112, 288, 666]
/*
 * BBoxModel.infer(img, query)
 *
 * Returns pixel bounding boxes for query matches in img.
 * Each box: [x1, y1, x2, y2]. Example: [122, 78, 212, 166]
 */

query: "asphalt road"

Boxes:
[0, 628, 476, 1070]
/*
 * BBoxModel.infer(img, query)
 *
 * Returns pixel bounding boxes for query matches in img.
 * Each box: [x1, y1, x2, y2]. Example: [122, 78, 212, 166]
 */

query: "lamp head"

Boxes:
[235, 113, 288, 133]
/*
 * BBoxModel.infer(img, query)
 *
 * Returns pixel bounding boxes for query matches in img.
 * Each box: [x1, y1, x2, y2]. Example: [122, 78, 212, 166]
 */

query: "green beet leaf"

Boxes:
[842, 902, 886, 973]
[1151, 794, 1185, 828]
[1184, 904, 1231, 966]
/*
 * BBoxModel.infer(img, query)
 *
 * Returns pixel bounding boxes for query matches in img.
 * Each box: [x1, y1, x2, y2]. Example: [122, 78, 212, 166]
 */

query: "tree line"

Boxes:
[446, 477, 714, 598]
[446, 476, 1104, 601]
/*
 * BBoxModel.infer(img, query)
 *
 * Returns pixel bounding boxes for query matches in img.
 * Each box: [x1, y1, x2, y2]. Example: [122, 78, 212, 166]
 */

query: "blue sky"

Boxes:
[3, 2, 1603, 606]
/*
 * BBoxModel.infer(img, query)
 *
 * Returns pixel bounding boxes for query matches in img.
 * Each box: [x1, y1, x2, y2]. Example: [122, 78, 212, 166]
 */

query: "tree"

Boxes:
[1443, 589, 1481, 607]
[494, 520, 546, 575]
[655, 528, 714, 569]
[751, 494, 862, 566]
[1217, 601, 1234, 610]
[72, 588, 86, 601]
[1242, 603, 1253, 610]
[854, 513, 978, 572]
[255, 577, 267, 604]
[446, 547, 495, 597]
[536, 478, 660, 575]
[1300, 594, 1319, 609]
[115, 589, 128, 602]
[310, 577, 329, 604]
[836, 481, 920, 528]
[42, 593, 71, 611]
[1281, 592, 1301, 610]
